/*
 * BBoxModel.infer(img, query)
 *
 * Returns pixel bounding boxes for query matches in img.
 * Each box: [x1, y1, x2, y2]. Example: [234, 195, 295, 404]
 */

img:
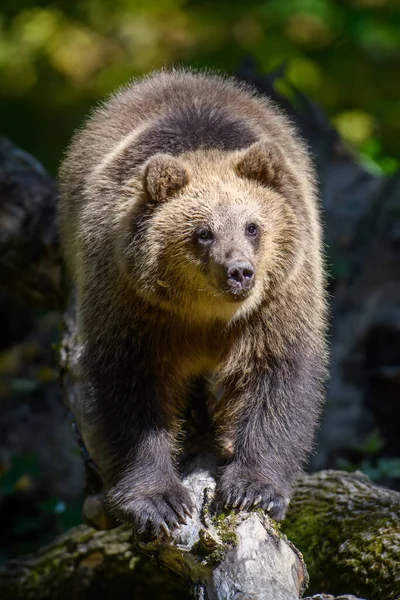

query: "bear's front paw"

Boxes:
[107, 481, 193, 539]
[217, 463, 290, 521]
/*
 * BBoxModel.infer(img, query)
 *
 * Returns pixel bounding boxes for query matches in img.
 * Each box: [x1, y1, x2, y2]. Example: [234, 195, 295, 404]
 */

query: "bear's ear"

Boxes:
[235, 141, 287, 193]
[145, 154, 190, 203]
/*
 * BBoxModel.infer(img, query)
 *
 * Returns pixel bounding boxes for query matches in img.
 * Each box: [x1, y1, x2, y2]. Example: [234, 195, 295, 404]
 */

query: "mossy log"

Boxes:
[1, 469, 398, 600]
[283, 470, 400, 600]
[0, 524, 190, 600]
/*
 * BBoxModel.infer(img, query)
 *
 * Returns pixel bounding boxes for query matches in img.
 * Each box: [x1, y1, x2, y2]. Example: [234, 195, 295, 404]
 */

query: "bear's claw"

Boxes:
[217, 464, 289, 521]
[108, 482, 193, 539]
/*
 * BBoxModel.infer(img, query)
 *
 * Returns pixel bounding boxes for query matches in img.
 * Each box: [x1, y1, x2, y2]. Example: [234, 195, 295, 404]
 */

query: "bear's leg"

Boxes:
[79, 353, 193, 538]
[105, 434, 193, 537]
[214, 349, 323, 521]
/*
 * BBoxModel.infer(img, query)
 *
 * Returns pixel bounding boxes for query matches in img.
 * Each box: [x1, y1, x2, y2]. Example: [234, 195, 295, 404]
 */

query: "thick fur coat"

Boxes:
[59, 69, 328, 535]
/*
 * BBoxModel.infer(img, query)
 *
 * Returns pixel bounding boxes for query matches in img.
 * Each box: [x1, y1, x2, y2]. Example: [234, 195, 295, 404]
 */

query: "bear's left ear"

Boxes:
[145, 154, 190, 203]
[235, 141, 287, 193]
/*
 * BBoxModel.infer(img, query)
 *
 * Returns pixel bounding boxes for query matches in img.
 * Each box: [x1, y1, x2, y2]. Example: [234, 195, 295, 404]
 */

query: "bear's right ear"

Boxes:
[145, 154, 190, 203]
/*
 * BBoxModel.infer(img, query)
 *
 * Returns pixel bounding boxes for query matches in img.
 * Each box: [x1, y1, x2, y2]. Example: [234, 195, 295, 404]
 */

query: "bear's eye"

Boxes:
[196, 228, 214, 244]
[246, 223, 258, 237]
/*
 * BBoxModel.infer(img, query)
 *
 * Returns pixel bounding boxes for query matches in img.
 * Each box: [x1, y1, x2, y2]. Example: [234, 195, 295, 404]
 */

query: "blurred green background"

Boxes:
[0, 0, 400, 176]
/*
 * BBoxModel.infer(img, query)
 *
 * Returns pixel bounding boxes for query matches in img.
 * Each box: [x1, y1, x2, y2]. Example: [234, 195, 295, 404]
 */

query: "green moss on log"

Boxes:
[0, 525, 190, 600]
[282, 470, 400, 600]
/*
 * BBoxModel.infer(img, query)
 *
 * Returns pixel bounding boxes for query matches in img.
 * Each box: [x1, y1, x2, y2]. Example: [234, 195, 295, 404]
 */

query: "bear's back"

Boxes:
[61, 69, 306, 193]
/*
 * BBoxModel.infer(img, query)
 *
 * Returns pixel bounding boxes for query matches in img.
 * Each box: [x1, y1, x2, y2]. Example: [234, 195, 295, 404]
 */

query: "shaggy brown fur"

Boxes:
[59, 69, 328, 536]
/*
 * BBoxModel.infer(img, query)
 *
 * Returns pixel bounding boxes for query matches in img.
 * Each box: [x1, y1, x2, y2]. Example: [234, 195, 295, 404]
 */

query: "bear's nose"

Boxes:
[226, 261, 255, 293]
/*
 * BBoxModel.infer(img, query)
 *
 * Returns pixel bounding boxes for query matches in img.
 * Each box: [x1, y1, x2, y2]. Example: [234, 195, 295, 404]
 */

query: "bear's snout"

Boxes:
[213, 260, 255, 298]
[227, 261, 254, 292]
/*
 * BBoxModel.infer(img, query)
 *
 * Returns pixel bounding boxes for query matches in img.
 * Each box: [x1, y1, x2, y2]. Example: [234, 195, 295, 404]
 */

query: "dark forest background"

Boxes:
[1, 0, 400, 564]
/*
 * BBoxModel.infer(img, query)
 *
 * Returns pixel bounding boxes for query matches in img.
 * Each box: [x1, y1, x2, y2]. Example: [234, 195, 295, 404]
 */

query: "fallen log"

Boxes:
[2, 467, 398, 599]
[284, 470, 400, 600]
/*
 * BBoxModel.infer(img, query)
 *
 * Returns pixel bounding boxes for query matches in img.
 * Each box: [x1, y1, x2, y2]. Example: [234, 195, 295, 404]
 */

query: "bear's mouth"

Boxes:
[220, 287, 252, 303]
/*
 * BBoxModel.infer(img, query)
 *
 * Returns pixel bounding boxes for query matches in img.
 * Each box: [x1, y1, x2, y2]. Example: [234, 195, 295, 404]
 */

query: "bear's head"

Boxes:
[117, 140, 308, 322]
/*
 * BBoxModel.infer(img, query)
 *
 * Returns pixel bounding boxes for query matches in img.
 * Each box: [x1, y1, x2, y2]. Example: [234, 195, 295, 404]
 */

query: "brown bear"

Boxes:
[59, 69, 328, 537]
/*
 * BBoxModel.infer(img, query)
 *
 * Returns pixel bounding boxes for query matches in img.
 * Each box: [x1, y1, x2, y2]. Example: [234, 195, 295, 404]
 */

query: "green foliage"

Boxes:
[359, 138, 400, 175]
[0, 0, 399, 173]
[39, 498, 83, 530]
[361, 457, 400, 480]
[336, 429, 400, 489]
[0, 455, 40, 495]
[0, 455, 83, 559]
